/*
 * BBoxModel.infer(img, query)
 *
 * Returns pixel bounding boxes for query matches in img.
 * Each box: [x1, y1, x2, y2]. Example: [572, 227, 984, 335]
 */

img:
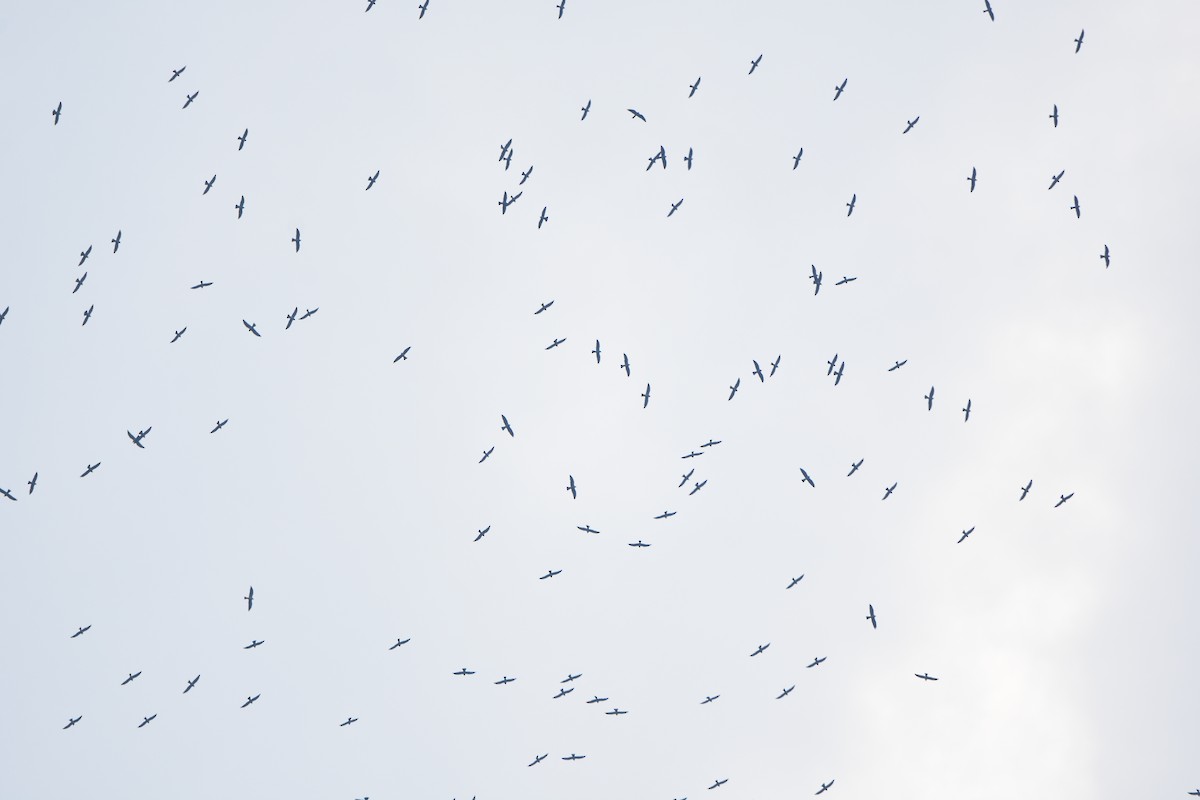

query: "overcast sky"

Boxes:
[3, 1, 1199, 798]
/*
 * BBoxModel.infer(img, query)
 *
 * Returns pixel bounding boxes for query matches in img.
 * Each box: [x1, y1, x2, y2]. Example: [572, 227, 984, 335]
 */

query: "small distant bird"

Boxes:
[475, 526, 489, 542]
[498, 190, 522, 213]
[495, 676, 516, 684]
[183, 675, 200, 693]
[80, 461, 100, 477]
[71, 625, 91, 638]
[501, 415, 514, 436]
[561, 673, 582, 683]
[183, 91, 199, 109]
[833, 78, 848, 101]
[366, 170, 380, 190]
[479, 447, 495, 464]
[1074, 29, 1085, 53]
[903, 117, 920, 134]
[1048, 170, 1065, 190]
[848, 459, 863, 476]
[749, 642, 770, 657]
[586, 696, 608, 704]
[64, 716, 82, 729]
[111, 230, 122, 253]
[1049, 104, 1059, 127]
[127, 428, 152, 448]
[700, 695, 720, 705]
[556, 0, 565, 18]
[498, 137, 513, 161]
[292, 228, 301, 251]
[777, 686, 795, 699]
[967, 167, 977, 192]
[243, 639, 265, 650]
[580, 100, 591, 120]
[539, 569, 562, 580]
[628, 108, 647, 122]
[983, 0, 994, 21]
[748, 54, 762, 74]
[962, 399, 972, 421]
[590, 339, 602, 363]
[285, 308, 298, 330]
[689, 480, 706, 496]
[243, 320, 261, 337]
[121, 671, 142, 686]
[815, 780, 836, 795]
[299, 308, 319, 320]
[340, 716, 359, 726]
[138, 715, 157, 728]
[925, 386, 935, 410]
[52, 101, 62, 125]
[538, 207, 549, 229]
[241, 694, 261, 708]
[1055, 492, 1074, 508]
[620, 353, 631, 377]
[0, 487, 16, 502]
[520, 166, 533, 185]
[786, 575, 804, 589]
[389, 638, 411, 650]
[73, 272, 87, 293]
[1100, 244, 1110, 268]
[244, 586, 254, 611]
[709, 778, 729, 789]
[915, 673, 939, 681]
[799, 467, 815, 488]
[546, 337, 566, 350]
[668, 198, 684, 217]
[846, 193, 856, 216]
[1019, 479, 1033, 501]
[688, 76, 701, 97]
[78, 245, 92, 266]
[605, 708, 628, 715]
[806, 656, 826, 668]
[889, 360, 907, 371]
[577, 524, 599, 534]
[365, 0, 376, 12]
[682, 451, 703, 459]
[1071, 195, 1081, 218]
[792, 148, 804, 169]
[203, 175, 216, 195]
[238, 128, 249, 150]
[393, 346, 411, 362]
[211, 419, 228, 434]
[957, 527, 975, 544]
[833, 360, 845, 385]
[566, 475, 577, 499]
[0, 307, 7, 325]
[169, 66, 186, 82]
[646, 144, 666, 171]
[769, 355, 782, 376]
[882, 482, 897, 500]
[535, 300, 555, 314]
[417, 0, 429, 19]
[835, 276, 857, 286]
[642, 384, 651, 408]
[728, 378, 740, 401]
[684, 147, 694, 169]
[563, 754, 586, 761]
[866, 604, 877, 628]
[628, 540, 650, 548]
[655, 510, 677, 519]
[27, 473, 38, 494]
[529, 754, 548, 766]
[235, 196, 245, 218]
[81, 305, 94, 326]
[552, 687, 574, 699]
[827, 353, 839, 376]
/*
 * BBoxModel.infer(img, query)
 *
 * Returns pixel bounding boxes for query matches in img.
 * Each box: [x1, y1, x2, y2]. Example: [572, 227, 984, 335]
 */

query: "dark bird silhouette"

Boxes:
[244, 586, 254, 611]
[285, 308, 298, 331]
[787, 575, 804, 589]
[646, 144, 666, 171]
[682, 451, 703, 459]
[211, 419, 228, 434]
[983, 0, 994, 21]
[748, 54, 762, 74]
[827, 354, 839, 376]
[833, 360, 845, 386]
[417, 0, 429, 18]
[169, 66, 186, 82]
[642, 384, 651, 408]
[592, 340, 602, 363]
[366, 170, 380, 190]
[833, 78, 848, 101]
[557, 0, 565, 18]
[799, 467, 815, 488]
[235, 195, 245, 218]
[750, 642, 770, 657]
[846, 193, 856, 216]
[63, 716, 82, 729]
[52, 101, 63, 125]
[340, 716, 359, 726]
[566, 475, 577, 499]
[1071, 195, 1081, 218]
[184, 675, 200, 693]
[688, 76, 701, 97]
[700, 695, 720, 705]
[889, 360, 907, 371]
[299, 308, 319, 320]
[867, 604, 877, 628]
[561, 674, 582, 683]
[71, 625, 91, 638]
[752, 360, 765, 382]
[563, 754, 586, 761]
[393, 346, 411, 362]
[121, 672, 142, 686]
[292, 228, 301, 251]
[1074, 29, 1085, 53]
[529, 754, 548, 766]
[501, 415, 514, 436]
[78, 245, 92, 266]
[848, 459, 863, 477]
[475, 527, 489, 543]
[389, 638, 411, 650]
[925, 386, 935, 410]
[957, 526, 975, 544]
[72, 273, 87, 293]
[576, 524, 599, 534]
[27, 473, 38, 494]
[777, 685, 795, 699]
[127, 428, 152, 448]
[552, 687, 575, 699]
[1100, 244, 1110, 268]
[520, 165, 534, 185]
[605, 708, 628, 715]
[882, 482, 897, 500]
[628, 540, 651, 548]
[540, 569, 562, 580]
[915, 673, 939, 681]
[80, 462, 100, 477]
[1049, 170, 1067, 191]
[962, 399, 972, 421]
[684, 147, 694, 170]
[967, 167, 977, 192]
[243, 639, 265, 650]
[546, 337, 566, 350]
[836, 276, 858, 286]
[1019, 479, 1033, 501]
[495, 676, 516, 684]
[728, 378, 740, 400]
[183, 91, 199, 109]
[709, 778, 728, 789]
[237, 128, 249, 150]
[689, 479, 707, 495]
[655, 510, 677, 519]
[1049, 104, 1059, 127]
[628, 108, 647, 122]
[903, 117, 920, 134]
[587, 696, 608, 704]
[111, 230, 122, 253]
[806, 656, 826, 668]
[243, 320, 261, 337]
[535, 300, 555, 315]
[479, 447, 495, 464]
[498, 190, 522, 214]
[0, 487, 16, 502]
[793, 148, 804, 170]
[0, 307, 7, 326]
[537, 206, 549, 229]
[241, 694, 261, 708]
[815, 780, 836, 795]
[668, 198, 684, 217]
[138, 715, 157, 728]
[1055, 492, 1074, 508]
[580, 100, 591, 120]
[620, 353, 631, 376]
[203, 175, 216, 195]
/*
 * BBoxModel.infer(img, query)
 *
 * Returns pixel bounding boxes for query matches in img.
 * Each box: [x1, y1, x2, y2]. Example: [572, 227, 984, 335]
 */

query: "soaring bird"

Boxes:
[501, 415, 514, 436]
[580, 100, 591, 120]
[1071, 195, 1081, 218]
[668, 198, 684, 217]
[642, 384, 651, 408]
[903, 116, 920, 134]
[1055, 492, 1074, 508]
[866, 604, 877, 628]
[240, 694, 261, 708]
[983, 0, 994, 21]
[366, 170, 380, 190]
[203, 175, 216, 195]
[237, 128, 249, 150]
[628, 108, 647, 122]
[1074, 29, 1085, 53]
[137, 715, 157, 728]
[63, 716, 82, 729]
[728, 378, 740, 400]
[183, 675, 200, 693]
[211, 419, 229, 434]
[1099, 244, 1111, 268]
[52, 101, 63, 125]
[111, 230, 122, 252]
[748, 54, 762, 74]
[244, 586, 254, 611]
[833, 78, 848, 101]
[962, 399, 972, 421]
[393, 346, 412, 362]
[967, 167, 977, 192]
[243, 320, 261, 337]
[71, 625, 91, 638]
[1049, 104, 1059, 127]
[925, 386, 935, 410]
[846, 193, 856, 216]
[1019, 479, 1033, 501]
[291, 228, 301, 251]
[688, 76, 701, 97]
[183, 91, 199, 109]
[169, 66, 186, 82]
[566, 475, 577, 499]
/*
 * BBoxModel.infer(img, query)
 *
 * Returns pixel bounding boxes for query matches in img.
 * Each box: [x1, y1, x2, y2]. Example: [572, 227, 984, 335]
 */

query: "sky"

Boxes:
[2, 1, 1200, 798]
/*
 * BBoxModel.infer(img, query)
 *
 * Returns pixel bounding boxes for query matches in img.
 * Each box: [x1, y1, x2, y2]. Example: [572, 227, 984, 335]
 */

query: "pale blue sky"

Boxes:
[2, 1, 1199, 798]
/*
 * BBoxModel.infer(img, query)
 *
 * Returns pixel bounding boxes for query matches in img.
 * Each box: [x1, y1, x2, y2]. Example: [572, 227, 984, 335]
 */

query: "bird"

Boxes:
[967, 167, 977, 192]
[366, 170, 380, 190]
[111, 230, 122, 253]
[78, 245, 92, 266]
[417, 0, 429, 19]
[799, 467, 815, 488]
[203, 175, 216, 195]
[605, 708, 628, 715]
[388, 636, 412, 651]
[833, 78, 848, 101]
[498, 137, 513, 161]
[235, 196, 245, 218]
[957, 527, 975, 544]
[777, 686, 795, 699]
[750, 643, 770, 656]
[903, 117, 920, 134]
[728, 378, 741, 400]
[1048, 169, 1065, 190]
[183, 91, 199, 109]
[684, 147, 694, 170]
[882, 482, 897, 500]
[1055, 493, 1074, 508]
[566, 475, 577, 499]
[983, 0, 994, 21]
[0, 307, 7, 326]
[127, 428, 152, 448]
[244, 587, 254, 610]
[552, 687, 574, 699]
[452, 668, 476, 676]
[393, 347, 411, 362]
[700, 695, 720, 704]
[70, 625, 91, 638]
[1074, 28, 1085, 53]
[847, 459, 864, 477]
[867, 605, 877, 628]
[628, 540, 651, 548]
[846, 193, 856, 216]
[72, 273, 87, 294]
[620, 353, 631, 377]
[519, 166, 533, 185]
[537, 204, 549, 227]
[806, 656, 826, 668]
[299, 308, 319, 320]
[962, 399, 972, 421]
[80, 462, 100, 477]
[528, 754, 548, 767]
[576, 525, 599, 534]
[498, 190, 522, 213]
[1187, 792, 1200, 797]
[580, 100, 591, 120]
[668, 198, 684, 217]
[340, 717, 359, 726]
[709, 778, 728, 789]
[682, 451, 704, 459]
[688, 76, 701, 97]
[586, 696, 609, 704]
[63, 716, 82, 730]
[121, 671, 143, 686]
[243, 320, 261, 337]
[169, 66, 186, 82]
[0, 487, 16, 502]
[628, 108, 647, 122]
[925, 386, 935, 410]
[792, 148, 804, 170]
[285, 308, 298, 330]
[237, 128, 249, 150]
[243, 639, 265, 650]
[889, 360, 908, 371]
[1100, 244, 1111, 268]
[646, 144, 666, 170]
[915, 673, 939, 681]
[210, 419, 228, 434]
[655, 510, 677, 519]
[1049, 104, 1059, 127]
[827, 354, 839, 376]
[500, 415, 514, 436]
[1071, 195, 1081, 218]
[1019, 479, 1033, 501]
[642, 384, 651, 408]
[833, 361, 845, 386]
[592, 340, 601, 363]
[815, 781, 836, 795]
[137, 715, 157, 728]
[52, 101, 62, 125]
[291, 228, 301, 251]
[748, 54, 762, 74]
[546, 337, 566, 350]
[535, 300, 555, 315]
[241, 694, 261, 708]
[557, 0, 565, 18]
[183, 675, 200, 693]
[787, 575, 804, 589]
[540, 569, 562, 580]
[495, 676, 516, 684]
[479, 447, 495, 464]
[27, 473, 38, 495]
[562, 754, 586, 761]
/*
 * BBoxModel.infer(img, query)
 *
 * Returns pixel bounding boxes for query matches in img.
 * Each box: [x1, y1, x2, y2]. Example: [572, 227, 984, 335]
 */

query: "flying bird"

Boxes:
[183, 675, 200, 693]
[689, 480, 706, 495]
[495, 676, 516, 684]
[417, 0, 429, 19]
[561, 673, 582, 683]
[983, 0, 994, 21]
[833, 361, 845, 386]
[552, 687, 574, 699]
[1049, 104, 1059, 127]
[888, 359, 907, 371]
[243, 320, 261, 337]
[340, 716, 359, 726]
[27, 473, 38, 494]
[562, 754, 586, 761]
[0, 487, 16, 502]
[71, 626, 91, 638]
[620, 353, 631, 376]
[557, 0, 565, 18]
[393, 346, 412, 362]
[815, 781, 836, 795]
[540, 570, 562, 580]
[576, 525, 599, 534]
[1100, 244, 1111, 268]
[684, 147, 694, 169]
[1074, 29, 1085, 53]
[52, 101, 62, 125]
[748, 54, 762, 74]
[235, 196, 245, 218]
[580, 100, 591, 120]
[479, 447, 495, 464]
[688, 76, 701, 97]
[915, 673, 939, 681]
[967, 167, 977, 192]
[728, 378, 740, 401]
[498, 190, 522, 214]
[628, 108, 647, 122]
[701, 695, 720, 704]
[1055, 493, 1074, 508]
[529, 754, 548, 767]
[957, 527, 975, 544]
[476, 527, 490, 543]
[237, 128, 248, 150]
[668, 198, 684, 217]
[285, 308, 298, 330]
[642, 384, 651, 408]
[183, 91, 199, 109]
[241, 694, 261, 708]
[867, 605, 877, 628]
[211, 419, 228, 434]
[750, 643, 770, 657]
[63, 716, 82, 729]
[792, 149, 804, 170]
[244, 587, 254, 610]
[546, 337, 566, 350]
[586, 696, 608, 704]
[452, 668, 477, 677]
[72, 273, 87, 294]
[777, 686, 795, 699]
[299, 308, 319, 320]
[806, 656, 826, 668]
[203, 175, 216, 194]
[80, 462, 100, 477]
[592, 340, 601, 363]
[925, 386, 935, 410]
[566, 475, 577, 499]
[111, 230, 122, 253]
[709, 778, 728, 789]
[537, 205, 549, 227]
[799, 467, 815, 488]
[655, 510, 677, 519]
[292, 228, 301, 251]
[1019, 479, 1033, 501]
[882, 482, 897, 500]
[833, 78, 848, 101]
[962, 399, 972, 421]
[846, 193, 856, 216]
[169, 66, 186, 82]
[243, 639, 265, 650]
[121, 672, 142, 686]
[0, 307, 7, 325]
[1071, 195, 1081, 218]
[837, 273, 857, 284]
[903, 117, 920, 134]
[848, 459, 864, 476]
[500, 415, 514, 436]
[127, 428, 152, 448]
[78, 245, 92, 266]
[519, 165, 534, 185]
[770, 355, 782, 376]
[535, 300, 554, 314]
[366, 170, 380, 190]
[787, 575, 804, 589]
[752, 360, 764, 382]
[1048, 170, 1065, 190]
[138, 715, 157, 728]
[605, 708, 628, 715]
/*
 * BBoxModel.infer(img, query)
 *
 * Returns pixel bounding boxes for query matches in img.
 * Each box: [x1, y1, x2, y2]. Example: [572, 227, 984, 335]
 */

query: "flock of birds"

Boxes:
[7, 2, 1168, 799]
